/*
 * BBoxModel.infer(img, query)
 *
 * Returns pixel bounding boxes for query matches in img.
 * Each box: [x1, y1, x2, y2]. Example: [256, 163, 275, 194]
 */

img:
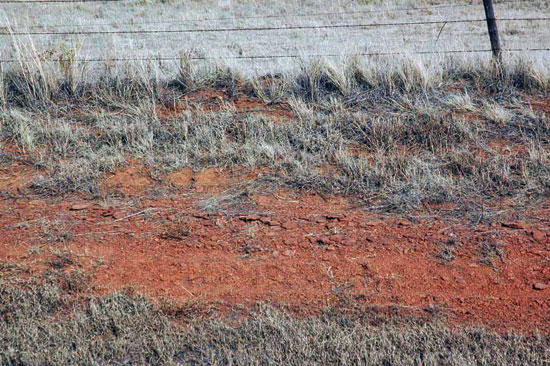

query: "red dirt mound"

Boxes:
[101, 162, 155, 196]
[164, 167, 264, 193]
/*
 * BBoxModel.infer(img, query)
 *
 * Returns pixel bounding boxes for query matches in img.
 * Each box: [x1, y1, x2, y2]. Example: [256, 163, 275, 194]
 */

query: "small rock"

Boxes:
[283, 238, 298, 246]
[363, 220, 383, 227]
[316, 237, 330, 245]
[533, 282, 548, 291]
[531, 230, 546, 243]
[193, 213, 210, 220]
[28, 199, 45, 206]
[70, 203, 91, 211]
[261, 219, 280, 227]
[396, 219, 411, 227]
[281, 221, 298, 230]
[502, 221, 529, 230]
[329, 234, 343, 243]
[239, 215, 261, 222]
[347, 239, 358, 246]
[282, 250, 295, 257]
[101, 207, 115, 217]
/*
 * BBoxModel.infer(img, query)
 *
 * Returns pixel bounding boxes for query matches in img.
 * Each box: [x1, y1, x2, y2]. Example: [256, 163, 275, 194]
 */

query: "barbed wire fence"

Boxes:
[0, 0, 548, 64]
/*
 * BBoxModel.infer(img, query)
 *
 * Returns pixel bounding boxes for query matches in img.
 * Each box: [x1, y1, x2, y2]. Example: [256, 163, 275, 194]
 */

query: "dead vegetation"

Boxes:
[1, 275, 549, 366]
[1, 56, 550, 211]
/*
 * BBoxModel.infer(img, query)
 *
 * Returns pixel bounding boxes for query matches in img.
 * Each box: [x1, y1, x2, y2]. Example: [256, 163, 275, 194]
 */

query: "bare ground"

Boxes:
[2, 165, 549, 333]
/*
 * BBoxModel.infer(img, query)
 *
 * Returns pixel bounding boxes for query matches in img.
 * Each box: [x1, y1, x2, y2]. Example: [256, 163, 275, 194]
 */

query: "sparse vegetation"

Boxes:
[436, 237, 461, 264]
[479, 236, 506, 270]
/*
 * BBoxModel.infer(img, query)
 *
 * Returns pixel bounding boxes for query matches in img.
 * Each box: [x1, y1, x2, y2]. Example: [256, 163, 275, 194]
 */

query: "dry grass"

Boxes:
[1, 55, 549, 211]
[1, 0, 549, 75]
[1, 274, 549, 366]
[1, 2, 550, 363]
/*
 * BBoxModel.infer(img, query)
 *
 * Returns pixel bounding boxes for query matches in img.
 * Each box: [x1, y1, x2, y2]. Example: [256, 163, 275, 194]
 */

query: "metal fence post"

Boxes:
[482, 0, 502, 63]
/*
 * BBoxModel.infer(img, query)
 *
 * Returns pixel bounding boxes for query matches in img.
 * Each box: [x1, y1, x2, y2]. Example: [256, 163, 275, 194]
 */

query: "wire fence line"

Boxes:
[3, 6, 481, 29]
[2, 48, 550, 64]
[0, 0, 548, 64]
[3, 19, 488, 36]
[0, 0, 119, 3]
[0, 0, 540, 4]
[3, 17, 550, 37]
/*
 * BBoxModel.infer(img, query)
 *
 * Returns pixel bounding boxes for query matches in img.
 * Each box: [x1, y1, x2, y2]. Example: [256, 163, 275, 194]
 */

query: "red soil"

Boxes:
[101, 162, 155, 196]
[155, 89, 292, 121]
[165, 167, 264, 194]
[526, 95, 550, 115]
[1, 167, 550, 333]
[0, 162, 38, 194]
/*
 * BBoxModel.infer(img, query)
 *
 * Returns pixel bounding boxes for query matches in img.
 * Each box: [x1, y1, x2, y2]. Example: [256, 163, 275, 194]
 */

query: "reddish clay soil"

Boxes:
[1, 165, 550, 333]
[155, 89, 292, 121]
[164, 167, 265, 194]
[0, 162, 40, 194]
[101, 162, 155, 196]
[526, 95, 550, 115]
[100, 164, 266, 197]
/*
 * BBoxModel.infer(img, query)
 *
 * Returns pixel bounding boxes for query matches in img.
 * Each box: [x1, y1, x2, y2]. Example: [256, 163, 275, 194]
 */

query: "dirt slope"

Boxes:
[1, 176, 549, 333]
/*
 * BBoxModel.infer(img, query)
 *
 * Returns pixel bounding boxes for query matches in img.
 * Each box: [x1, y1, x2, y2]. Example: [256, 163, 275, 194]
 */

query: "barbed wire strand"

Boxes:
[0, 0, 538, 4]
[0, 3, 479, 29]
[0, 0, 120, 3]
[1, 48, 549, 63]
[3, 16, 550, 37]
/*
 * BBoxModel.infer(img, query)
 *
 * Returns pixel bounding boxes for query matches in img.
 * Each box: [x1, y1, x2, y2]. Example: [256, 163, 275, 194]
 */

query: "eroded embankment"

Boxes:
[1, 183, 549, 333]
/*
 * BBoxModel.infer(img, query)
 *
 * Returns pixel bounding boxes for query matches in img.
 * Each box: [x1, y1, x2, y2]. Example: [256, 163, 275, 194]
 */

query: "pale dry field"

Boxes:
[0, 0, 549, 74]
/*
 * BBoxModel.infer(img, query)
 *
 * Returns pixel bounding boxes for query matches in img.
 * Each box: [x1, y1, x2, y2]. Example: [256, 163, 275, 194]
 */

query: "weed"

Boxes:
[39, 219, 75, 244]
[161, 215, 192, 240]
[479, 237, 506, 270]
[436, 237, 461, 264]
[46, 251, 74, 269]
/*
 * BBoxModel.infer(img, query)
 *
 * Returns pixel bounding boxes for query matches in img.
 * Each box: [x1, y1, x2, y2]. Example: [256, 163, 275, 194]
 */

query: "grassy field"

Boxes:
[2, 52, 550, 363]
[1, 0, 550, 74]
